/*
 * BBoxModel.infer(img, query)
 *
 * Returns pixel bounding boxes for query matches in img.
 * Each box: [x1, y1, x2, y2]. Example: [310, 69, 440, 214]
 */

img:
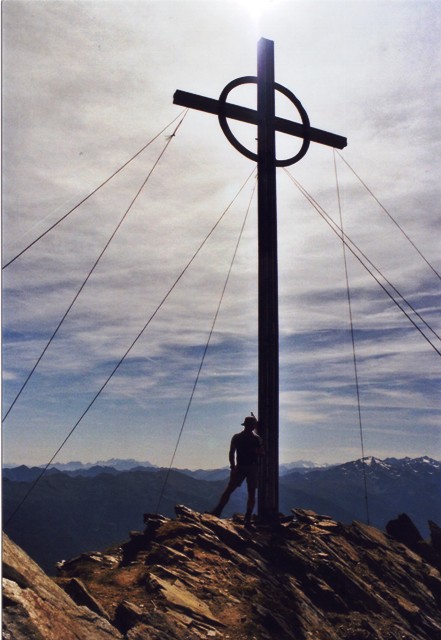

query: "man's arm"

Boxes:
[255, 433, 265, 457]
[250, 414, 265, 456]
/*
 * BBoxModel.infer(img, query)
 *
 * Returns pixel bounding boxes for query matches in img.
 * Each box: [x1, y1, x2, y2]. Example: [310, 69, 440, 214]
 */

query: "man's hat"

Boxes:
[242, 416, 257, 427]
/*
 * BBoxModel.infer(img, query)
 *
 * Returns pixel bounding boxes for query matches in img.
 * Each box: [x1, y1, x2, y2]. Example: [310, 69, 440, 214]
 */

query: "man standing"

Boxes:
[211, 413, 264, 526]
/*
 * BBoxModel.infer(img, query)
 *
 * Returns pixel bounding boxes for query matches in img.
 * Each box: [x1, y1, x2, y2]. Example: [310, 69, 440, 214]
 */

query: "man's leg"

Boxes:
[244, 487, 256, 524]
[211, 470, 242, 517]
[244, 467, 258, 525]
[211, 485, 234, 517]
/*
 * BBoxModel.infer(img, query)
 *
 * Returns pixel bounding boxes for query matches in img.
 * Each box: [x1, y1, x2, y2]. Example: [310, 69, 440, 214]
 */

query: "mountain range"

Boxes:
[3, 457, 325, 479]
[3, 456, 440, 574]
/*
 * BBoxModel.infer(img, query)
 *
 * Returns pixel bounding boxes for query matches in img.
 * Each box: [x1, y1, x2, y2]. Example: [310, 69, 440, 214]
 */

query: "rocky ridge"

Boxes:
[3, 506, 441, 640]
[2, 533, 122, 639]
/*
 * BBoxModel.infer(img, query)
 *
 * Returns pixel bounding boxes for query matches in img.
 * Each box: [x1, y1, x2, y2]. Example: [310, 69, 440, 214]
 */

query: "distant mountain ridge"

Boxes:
[3, 456, 440, 574]
[4, 455, 437, 482]
[49, 458, 159, 472]
[3, 458, 328, 480]
[279, 455, 440, 540]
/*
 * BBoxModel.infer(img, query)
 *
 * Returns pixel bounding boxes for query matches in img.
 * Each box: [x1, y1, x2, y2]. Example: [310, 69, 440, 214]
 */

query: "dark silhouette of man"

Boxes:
[211, 414, 264, 526]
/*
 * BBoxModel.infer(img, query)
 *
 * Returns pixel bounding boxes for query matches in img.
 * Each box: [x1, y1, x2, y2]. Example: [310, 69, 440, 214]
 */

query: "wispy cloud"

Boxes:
[2, 0, 440, 468]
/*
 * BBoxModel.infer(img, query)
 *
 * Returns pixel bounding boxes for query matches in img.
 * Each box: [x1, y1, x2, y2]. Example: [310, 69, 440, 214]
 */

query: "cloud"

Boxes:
[2, 0, 440, 468]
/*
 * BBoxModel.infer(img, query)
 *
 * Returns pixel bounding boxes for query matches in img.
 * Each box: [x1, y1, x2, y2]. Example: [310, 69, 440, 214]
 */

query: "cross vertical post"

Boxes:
[173, 39, 346, 525]
[257, 38, 279, 522]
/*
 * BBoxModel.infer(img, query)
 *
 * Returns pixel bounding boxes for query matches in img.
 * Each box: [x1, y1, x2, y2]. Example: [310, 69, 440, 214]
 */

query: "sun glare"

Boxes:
[237, 0, 277, 23]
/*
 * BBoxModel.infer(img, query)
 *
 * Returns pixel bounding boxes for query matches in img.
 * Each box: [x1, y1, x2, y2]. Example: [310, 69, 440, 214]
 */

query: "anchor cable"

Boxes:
[334, 150, 370, 525]
[155, 177, 257, 514]
[4, 168, 256, 526]
[283, 169, 441, 358]
[2, 113, 189, 423]
[286, 169, 440, 345]
[2, 110, 187, 270]
[336, 151, 441, 283]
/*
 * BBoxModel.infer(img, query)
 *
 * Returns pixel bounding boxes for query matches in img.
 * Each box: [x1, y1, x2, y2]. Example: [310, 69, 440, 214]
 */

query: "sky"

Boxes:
[2, 0, 440, 469]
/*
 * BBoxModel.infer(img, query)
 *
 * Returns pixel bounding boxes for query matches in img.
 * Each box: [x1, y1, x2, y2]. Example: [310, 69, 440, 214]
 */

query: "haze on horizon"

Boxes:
[2, 0, 440, 470]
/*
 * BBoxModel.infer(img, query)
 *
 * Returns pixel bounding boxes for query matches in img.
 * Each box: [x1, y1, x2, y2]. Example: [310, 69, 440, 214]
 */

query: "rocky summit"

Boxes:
[3, 507, 441, 640]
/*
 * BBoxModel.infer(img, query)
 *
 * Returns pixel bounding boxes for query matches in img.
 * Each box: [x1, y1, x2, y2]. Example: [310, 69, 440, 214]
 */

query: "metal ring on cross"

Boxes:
[217, 76, 311, 167]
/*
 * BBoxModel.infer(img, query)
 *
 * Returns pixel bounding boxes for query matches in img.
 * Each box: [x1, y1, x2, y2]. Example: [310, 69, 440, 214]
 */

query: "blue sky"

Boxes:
[2, 0, 440, 468]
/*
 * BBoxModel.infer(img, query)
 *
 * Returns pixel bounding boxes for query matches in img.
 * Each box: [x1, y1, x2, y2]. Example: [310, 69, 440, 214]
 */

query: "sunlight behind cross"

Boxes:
[236, 0, 279, 31]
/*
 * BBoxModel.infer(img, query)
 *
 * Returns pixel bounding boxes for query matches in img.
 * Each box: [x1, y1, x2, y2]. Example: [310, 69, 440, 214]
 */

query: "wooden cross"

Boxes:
[174, 38, 347, 522]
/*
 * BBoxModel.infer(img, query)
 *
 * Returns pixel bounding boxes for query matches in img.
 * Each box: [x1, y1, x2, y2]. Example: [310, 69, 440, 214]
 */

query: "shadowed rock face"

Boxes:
[4, 507, 441, 640]
[2, 533, 122, 640]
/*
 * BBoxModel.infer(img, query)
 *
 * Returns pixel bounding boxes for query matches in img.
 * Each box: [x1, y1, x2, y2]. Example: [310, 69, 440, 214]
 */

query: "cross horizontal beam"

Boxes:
[173, 89, 347, 150]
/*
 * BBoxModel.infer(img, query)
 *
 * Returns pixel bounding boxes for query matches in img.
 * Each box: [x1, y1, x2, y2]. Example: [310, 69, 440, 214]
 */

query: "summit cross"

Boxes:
[174, 38, 347, 523]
